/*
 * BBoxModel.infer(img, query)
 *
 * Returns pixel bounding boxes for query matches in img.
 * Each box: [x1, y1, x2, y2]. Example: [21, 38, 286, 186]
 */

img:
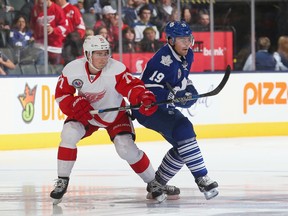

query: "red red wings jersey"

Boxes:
[62, 3, 86, 38]
[55, 57, 146, 127]
[31, 2, 67, 49]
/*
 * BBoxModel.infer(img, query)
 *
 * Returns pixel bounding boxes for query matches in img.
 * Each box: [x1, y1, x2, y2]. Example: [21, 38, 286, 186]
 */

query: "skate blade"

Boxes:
[204, 189, 219, 200]
[52, 198, 62, 205]
[166, 194, 180, 200]
[146, 193, 169, 203]
[147, 192, 180, 200]
[155, 193, 167, 203]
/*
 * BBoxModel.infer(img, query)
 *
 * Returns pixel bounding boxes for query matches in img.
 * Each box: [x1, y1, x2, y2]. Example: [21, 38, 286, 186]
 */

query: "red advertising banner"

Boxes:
[192, 31, 233, 72]
[113, 31, 233, 73]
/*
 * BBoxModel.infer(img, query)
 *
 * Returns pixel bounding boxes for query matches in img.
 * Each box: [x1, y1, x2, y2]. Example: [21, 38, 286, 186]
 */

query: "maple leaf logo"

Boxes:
[18, 83, 37, 123]
[160, 55, 173, 67]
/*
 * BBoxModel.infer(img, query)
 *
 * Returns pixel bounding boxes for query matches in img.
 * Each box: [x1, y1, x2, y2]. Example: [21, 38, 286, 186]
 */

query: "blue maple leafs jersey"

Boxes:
[140, 44, 194, 104]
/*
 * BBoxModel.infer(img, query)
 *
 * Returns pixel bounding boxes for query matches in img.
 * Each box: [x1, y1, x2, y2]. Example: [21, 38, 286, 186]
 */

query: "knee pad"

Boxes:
[113, 134, 142, 164]
[60, 121, 86, 148]
[172, 117, 196, 141]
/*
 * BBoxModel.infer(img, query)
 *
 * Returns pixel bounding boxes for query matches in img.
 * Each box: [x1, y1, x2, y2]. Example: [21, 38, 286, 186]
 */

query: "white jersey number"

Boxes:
[123, 72, 136, 84]
[149, 70, 165, 83]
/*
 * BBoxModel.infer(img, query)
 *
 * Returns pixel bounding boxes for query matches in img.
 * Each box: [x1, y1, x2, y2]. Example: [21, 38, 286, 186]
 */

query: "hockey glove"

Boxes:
[168, 87, 194, 108]
[71, 96, 93, 126]
[185, 79, 198, 107]
[186, 79, 198, 95]
[138, 90, 158, 116]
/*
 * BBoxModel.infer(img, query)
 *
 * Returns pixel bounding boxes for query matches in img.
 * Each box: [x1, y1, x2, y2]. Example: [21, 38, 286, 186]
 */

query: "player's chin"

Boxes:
[97, 64, 106, 69]
[181, 49, 189, 55]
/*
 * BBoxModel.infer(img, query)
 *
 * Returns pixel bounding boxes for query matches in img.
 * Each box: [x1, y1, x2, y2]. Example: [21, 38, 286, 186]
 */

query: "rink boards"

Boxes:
[0, 72, 287, 150]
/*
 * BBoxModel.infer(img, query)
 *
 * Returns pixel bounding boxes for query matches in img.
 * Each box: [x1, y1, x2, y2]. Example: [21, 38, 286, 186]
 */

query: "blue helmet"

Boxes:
[165, 21, 192, 40]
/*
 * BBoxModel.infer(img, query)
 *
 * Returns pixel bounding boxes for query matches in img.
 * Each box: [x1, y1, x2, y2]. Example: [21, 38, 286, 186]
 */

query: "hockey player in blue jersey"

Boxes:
[132, 20, 219, 200]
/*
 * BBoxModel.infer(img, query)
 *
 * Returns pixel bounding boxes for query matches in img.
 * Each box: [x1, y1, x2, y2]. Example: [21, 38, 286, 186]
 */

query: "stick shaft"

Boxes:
[90, 65, 231, 115]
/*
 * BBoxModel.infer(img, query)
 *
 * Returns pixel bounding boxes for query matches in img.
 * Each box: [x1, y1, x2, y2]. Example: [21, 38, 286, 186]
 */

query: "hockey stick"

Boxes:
[90, 65, 231, 114]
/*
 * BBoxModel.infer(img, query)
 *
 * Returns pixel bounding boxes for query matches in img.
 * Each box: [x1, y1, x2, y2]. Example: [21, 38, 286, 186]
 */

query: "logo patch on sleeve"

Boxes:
[72, 79, 83, 89]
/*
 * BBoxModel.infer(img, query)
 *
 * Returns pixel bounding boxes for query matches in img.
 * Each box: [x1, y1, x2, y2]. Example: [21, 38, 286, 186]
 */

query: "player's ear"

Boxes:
[168, 38, 175, 46]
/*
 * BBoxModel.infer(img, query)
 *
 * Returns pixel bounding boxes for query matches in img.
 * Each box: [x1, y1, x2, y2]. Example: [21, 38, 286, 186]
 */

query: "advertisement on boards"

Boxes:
[1, 73, 287, 134]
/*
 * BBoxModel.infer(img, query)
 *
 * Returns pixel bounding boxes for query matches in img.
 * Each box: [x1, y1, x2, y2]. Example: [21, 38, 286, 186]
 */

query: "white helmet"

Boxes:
[83, 35, 111, 71]
[83, 35, 110, 52]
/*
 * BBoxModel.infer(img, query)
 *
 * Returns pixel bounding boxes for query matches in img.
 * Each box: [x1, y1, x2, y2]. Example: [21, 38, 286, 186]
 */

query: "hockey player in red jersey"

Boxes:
[50, 35, 177, 204]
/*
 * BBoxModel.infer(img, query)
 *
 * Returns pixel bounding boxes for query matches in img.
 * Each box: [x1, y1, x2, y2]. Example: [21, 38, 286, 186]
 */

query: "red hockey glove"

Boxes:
[71, 96, 93, 126]
[138, 90, 158, 116]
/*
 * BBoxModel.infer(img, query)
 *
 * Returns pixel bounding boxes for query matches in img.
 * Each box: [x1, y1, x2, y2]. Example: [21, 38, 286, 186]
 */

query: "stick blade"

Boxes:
[198, 64, 231, 98]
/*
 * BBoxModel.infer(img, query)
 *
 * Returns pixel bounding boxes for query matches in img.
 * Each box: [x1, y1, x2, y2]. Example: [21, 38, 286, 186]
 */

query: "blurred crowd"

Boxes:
[0, 0, 214, 75]
[0, 0, 287, 75]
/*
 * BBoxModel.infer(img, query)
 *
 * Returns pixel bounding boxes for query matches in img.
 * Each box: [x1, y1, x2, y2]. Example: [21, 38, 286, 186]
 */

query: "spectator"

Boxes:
[198, 9, 210, 27]
[9, 15, 34, 48]
[82, 0, 97, 13]
[0, 51, 16, 75]
[181, 6, 194, 27]
[30, 0, 67, 65]
[74, 0, 85, 14]
[0, 17, 10, 31]
[243, 36, 276, 71]
[133, 4, 160, 42]
[8, 15, 45, 64]
[55, 0, 86, 39]
[122, 0, 139, 27]
[123, 0, 158, 26]
[85, 28, 94, 38]
[274, 36, 288, 71]
[16, 0, 34, 23]
[94, 26, 109, 40]
[138, 27, 163, 52]
[234, 34, 251, 70]
[155, 0, 176, 35]
[114, 26, 137, 53]
[93, 5, 121, 50]
[86, 0, 111, 20]
[62, 31, 83, 66]
[192, 9, 210, 31]
[122, 0, 134, 24]
[155, 0, 175, 23]
[169, 6, 179, 22]
[158, 6, 180, 41]
[68, 0, 78, 4]
[0, 0, 14, 13]
[0, 17, 9, 48]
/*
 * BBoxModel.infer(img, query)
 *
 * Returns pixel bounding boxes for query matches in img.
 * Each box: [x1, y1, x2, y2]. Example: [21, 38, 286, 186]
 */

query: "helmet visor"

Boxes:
[175, 35, 195, 46]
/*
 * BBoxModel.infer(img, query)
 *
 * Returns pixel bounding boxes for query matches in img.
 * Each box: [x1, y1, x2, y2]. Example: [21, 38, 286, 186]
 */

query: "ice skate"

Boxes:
[146, 179, 167, 203]
[163, 184, 180, 200]
[50, 177, 69, 205]
[195, 175, 218, 200]
[147, 183, 180, 200]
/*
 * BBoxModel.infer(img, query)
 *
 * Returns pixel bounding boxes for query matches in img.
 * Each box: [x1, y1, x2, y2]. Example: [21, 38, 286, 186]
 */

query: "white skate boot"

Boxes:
[195, 175, 218, 200]
[50, 177, 69, 205]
